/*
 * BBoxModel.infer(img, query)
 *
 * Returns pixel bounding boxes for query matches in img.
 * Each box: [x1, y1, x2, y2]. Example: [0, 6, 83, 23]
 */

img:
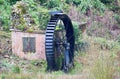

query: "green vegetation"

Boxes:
[0, 0, 119, 31]
[0, 0, 11, 31]
[89, 57, 115, 79]
[0, 0, 120, 79]
[0, 34, 120, 78]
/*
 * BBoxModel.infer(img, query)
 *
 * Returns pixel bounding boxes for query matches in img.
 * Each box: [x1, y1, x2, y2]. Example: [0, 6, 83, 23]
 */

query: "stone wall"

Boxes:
[12, 31, 45, 60]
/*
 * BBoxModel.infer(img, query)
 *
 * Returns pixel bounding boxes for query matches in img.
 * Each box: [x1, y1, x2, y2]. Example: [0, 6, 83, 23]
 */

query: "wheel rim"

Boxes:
[45, 14, 75, 71]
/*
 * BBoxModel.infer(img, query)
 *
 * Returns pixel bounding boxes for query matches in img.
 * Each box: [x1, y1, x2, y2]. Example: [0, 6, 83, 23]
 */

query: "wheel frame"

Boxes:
[45, 12, 75, 72]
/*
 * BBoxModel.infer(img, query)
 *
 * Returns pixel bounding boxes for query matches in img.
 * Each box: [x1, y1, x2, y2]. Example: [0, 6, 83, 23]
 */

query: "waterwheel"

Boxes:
[45, 11, 75, 72]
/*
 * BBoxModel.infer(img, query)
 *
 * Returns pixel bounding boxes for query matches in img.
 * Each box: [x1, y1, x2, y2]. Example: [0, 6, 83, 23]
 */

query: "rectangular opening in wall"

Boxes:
[23, 37, 36, 53]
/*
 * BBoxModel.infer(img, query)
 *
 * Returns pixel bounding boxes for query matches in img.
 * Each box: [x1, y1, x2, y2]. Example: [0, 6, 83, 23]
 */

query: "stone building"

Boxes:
[11, 31, 45, 60]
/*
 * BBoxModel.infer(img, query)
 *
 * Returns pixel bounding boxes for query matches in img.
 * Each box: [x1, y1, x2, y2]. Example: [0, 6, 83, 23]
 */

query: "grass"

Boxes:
[0, 31, 11, 38]
[0, 36, 120, 79]
[86, 36, 120, 79]
[89, 57, 115, 79]
[0, 72, 85, 79]
[0, 56, 83, 79]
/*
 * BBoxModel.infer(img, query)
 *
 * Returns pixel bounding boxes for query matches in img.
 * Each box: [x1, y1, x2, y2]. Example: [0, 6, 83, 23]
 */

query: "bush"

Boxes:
[11, 0, 50, 31]
[72, 21, 82, 44]
[114, 14, 120, 24]
[0, 0, 4, 4]
[117, 35, 120, 44]
[72, 21, 90, 52]
[77, 0, 105, 13]
[65, 0, 73, 4]
[39, 0, 47, 6]
[60, 2, 70, 13]
[38, 7, 50, 30]
[47, 0, 60, 9]
[100, 0, 115, 4]
[9, 0, 21, 5]
[12, 66, 21, 73]
[73, 0, 81, 6]
[0, 0, 11, 31]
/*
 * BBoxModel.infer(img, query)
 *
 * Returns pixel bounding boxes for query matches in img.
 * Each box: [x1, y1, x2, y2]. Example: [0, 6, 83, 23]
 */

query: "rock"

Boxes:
[4, 55, 9, 58]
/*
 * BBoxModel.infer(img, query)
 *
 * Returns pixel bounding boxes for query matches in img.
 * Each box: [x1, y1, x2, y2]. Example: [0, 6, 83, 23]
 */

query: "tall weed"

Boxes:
[89, 57, 115, 79]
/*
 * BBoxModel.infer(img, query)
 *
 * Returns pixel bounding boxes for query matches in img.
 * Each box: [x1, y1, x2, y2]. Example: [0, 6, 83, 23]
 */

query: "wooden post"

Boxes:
[79, 22, 87, 38]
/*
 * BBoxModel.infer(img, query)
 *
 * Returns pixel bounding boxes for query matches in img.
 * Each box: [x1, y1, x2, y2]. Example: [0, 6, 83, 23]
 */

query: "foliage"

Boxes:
[72, 22, 90, 52]
[0, 31, 11, 55]
[38, 7, 50, 30]
[93, 37, 117, 50]
[0, 0, 120, 79]
[9, 0, 21, 5]
[65, 0, 73, 4]
[114, 13, 120, 25]
[100, 0, 120, 13]
[77, 0, 105, 13]
[1, 32, 120, 78]
[12, 65, 21, 73]
[22, 0, 40, 30]
[39, 0, 47, 6]
[0, 0, 119, 32]
[72, 21, 82, 44]
[10, 0, 50, 31]
[11, 1, 30, 31]
[39, 0, 62, 9]
[47, 0, 61, 9]
[0, 0, 4, 4]
[117, 35, 120, 44]
[100, 0, 115, 4]
[69, 61, 82, 74]
[73, 0, 81, 6]
[0, 0, 11, 31]
[60, 2, 70, 13]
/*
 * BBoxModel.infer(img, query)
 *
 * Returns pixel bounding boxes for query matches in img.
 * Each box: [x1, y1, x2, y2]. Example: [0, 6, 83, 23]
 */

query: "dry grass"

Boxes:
[79, 36, 120, 79]
[0, 36, 120, 79]
[89, 57, 115, 79]
[0, 72, 86, 79]
[88, 36, 120, 79]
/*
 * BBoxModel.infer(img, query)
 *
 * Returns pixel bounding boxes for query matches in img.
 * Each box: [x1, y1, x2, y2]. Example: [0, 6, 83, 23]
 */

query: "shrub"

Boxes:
[0, 0, 4, 4]
[9, 0, 21, 5]
[77, 0, 105, 13]
[0, 0, 11, 31]
[11, 0, 50, 31]
[38, 7, 50, 30]
[39, 0, 47, 6]
[73, 0, 81, 6]
[100, 0, 115, 4]
[117, 35, 120, 44]
[60, 2, 70, 13]
[114, 14, 120, 25]
[72, 21, 82, 44]
[47, 0, 60, 9]
[12, 66, 21, 73]
[72, 22, 89, 52]
[65, 0, 73, 4]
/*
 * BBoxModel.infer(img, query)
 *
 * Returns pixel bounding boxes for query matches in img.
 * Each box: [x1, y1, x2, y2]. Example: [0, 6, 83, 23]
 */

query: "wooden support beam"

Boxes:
[79, 22, 87, 33]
